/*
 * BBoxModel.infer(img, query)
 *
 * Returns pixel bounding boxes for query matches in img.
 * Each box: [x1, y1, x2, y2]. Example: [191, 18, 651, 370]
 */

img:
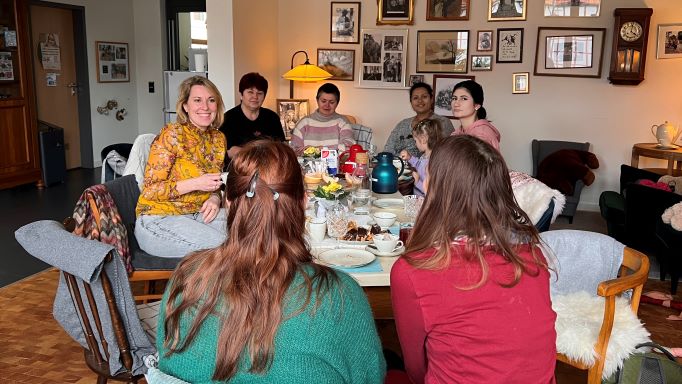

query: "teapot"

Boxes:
[372, 152, 404, 194]
[339, 144, 367, 174]
[651, 121, 680, 148]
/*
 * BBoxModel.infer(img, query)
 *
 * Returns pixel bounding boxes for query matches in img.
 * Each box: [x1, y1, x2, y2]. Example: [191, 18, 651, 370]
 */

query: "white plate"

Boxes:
[373, 198, 404, 209]
[338, 239, 374, 245]
[366, 245, 405, 257]
[317, 249, 376, 268]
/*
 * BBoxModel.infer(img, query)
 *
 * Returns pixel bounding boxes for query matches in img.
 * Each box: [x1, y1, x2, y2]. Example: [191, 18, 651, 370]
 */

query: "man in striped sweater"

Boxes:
[291, 83, 355, 154]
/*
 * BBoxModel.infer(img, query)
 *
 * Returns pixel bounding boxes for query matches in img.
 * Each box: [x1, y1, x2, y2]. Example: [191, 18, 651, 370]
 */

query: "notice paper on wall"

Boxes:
[39, 32, 61, 70]
[0, 52, 14, 80]
[46, 73, 58, 86]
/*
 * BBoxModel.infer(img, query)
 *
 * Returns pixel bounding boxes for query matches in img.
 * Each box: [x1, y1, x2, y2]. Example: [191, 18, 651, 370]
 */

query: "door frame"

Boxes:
[29, 1, 93, 168]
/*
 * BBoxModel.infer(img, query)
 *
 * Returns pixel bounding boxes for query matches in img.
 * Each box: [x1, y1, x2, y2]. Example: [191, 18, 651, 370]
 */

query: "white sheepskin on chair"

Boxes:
[553, 291, 651, 379]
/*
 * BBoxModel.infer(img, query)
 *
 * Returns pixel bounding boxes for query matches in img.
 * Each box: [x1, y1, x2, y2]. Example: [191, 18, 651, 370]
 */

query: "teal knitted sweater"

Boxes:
[156, 268, 386, 383]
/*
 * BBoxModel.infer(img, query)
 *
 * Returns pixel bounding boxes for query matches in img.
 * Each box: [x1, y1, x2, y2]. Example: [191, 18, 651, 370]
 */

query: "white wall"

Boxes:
[54, 0, 140, 167]
[206, 0, 236, 108]
[132, 0, 165, 135]
[274, 0, 682, 211]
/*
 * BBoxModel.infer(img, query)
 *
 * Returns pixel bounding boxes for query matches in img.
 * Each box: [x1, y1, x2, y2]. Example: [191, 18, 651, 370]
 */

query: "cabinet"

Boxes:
[0, 0, 41, 189]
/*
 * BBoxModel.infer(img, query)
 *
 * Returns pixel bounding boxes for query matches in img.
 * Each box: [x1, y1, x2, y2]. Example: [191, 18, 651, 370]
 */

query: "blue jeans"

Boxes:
[135, 210, 227, 258]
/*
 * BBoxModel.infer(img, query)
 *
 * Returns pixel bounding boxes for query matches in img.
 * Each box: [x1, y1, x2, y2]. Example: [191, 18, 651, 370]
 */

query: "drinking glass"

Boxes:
[403, 195, 424, 222]
[326, 200, 349, 240]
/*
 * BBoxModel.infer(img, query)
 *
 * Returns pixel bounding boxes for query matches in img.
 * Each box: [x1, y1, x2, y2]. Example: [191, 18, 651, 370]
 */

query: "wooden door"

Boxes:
[30, 5, 80, 169]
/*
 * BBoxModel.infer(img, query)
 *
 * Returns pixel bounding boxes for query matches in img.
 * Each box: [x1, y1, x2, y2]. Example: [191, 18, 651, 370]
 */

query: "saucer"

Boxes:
[656, 144, 678, 150]
[373, 198, 404, 209]
[366, 245, 405, 257]
[317, 249, 376, 268]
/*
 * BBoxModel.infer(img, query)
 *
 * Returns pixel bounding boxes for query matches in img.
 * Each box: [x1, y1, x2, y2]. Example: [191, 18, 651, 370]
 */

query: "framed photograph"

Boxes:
[277, 99, 310, 140]
[0, 52, 14, 81]
[432, 74, 475, 118]
[496, 28, 523, 63]
[512, 72, 529, 94]
[96, 41, 129, 83]
[544, 0, 600, 17]
[331, 2, 360, 44]
[409, 74, 425, 85]
[477, 30, 493, 51]
[416, 30, 469, 73]
[426, 0, 469, 21]
[360, 28, 408, 89]
[488, 0, 526, 21]
[534, 27, 606, 78]
[656, 24, 682, 59]
[377, 0, 414, 25]
[317, 48, 355, 81]
[471, 55, 493, 71]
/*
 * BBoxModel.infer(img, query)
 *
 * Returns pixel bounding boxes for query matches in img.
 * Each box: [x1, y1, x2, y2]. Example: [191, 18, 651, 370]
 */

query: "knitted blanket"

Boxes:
[662, 201, 682, 231]
[510, 171, 565, 224]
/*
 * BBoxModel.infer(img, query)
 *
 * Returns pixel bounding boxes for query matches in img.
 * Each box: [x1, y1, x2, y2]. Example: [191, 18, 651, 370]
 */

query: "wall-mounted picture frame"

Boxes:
[477, 30, 493, 51]
[488, 0, 526, 21]
[331, 2, 361, 44]
[512, 72, 529, 93]
[377, 0, 414, 25]
[544, 0, 600, 17]
[96, 41, 129, 83]
[426, 0, 469, 21]
[317, 48, 355, 81]
[496, 28, 523, 63]
[409, 74, 425, 85]
[534, 27, 606, 78]
[277, 99, 310, 140]
[432, 74, 475, 118]
[471, 55, 493, 71]
[416, 30, 469, 73]
[360, 28, 408, 89]
[656, 24, 682, 59]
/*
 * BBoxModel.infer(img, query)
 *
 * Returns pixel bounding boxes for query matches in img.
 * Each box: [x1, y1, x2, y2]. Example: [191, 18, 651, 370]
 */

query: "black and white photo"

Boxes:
[331, 2, 361, 44]
[477, 30, 493, 51]
[426, 0, 469, 21]
[96, 41, 129, 83]
[432, 74, 474, 118]
[488, 0, 526, 21]
[360, 29, 408, 88]
[471, 55, 493, 71]
[317, 49, 355, 81]
[496, 28, 523, 63]
[377, 0, 414, 25]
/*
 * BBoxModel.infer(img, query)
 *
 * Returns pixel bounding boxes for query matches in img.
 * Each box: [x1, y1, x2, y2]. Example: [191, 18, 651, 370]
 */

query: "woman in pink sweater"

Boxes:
[450, 80, 501, 151]
[391, 135, 556, 384]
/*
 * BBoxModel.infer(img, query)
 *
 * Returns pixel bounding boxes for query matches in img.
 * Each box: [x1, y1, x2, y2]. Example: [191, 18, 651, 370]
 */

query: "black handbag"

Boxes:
[603, 342, 682, 384]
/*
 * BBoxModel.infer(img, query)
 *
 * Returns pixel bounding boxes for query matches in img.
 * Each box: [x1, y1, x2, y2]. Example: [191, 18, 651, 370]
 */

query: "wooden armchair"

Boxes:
[542, 230, 650, 384]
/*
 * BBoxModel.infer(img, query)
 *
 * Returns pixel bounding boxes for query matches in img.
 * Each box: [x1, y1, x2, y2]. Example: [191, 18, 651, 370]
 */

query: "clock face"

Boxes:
[620, 21, 643, 42]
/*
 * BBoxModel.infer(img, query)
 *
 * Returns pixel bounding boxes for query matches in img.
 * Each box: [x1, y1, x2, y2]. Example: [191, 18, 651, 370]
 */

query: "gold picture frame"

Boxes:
[377, 0, 414, 25]
[488, 0, 526, 22]
[512, 72, 529, 94]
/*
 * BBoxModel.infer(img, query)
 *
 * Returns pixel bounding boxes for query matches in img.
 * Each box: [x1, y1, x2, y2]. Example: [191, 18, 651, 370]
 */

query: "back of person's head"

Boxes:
[175, 76, 225, 128]
[453, 80, 486, 120]
[409, 82, 434, 98]
[316, 82, 341, 103]
[412, 118, 443, 150]
[406, 135, 544, 287]
[163, 140, 334, 380]
[238, 72, 268, 95]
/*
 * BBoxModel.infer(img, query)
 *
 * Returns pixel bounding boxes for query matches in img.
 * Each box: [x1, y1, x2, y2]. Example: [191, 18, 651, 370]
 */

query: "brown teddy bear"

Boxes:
[537, 149, 599, 195]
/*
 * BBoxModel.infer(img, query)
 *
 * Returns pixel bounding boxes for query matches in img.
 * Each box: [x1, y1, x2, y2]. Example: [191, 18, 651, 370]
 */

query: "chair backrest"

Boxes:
[104, 174, 140, 227]
[344, 114, 358, 124]
[351, 124, 373, 149]
[123, 134, 157, 190]
[531, 140, 590, 177]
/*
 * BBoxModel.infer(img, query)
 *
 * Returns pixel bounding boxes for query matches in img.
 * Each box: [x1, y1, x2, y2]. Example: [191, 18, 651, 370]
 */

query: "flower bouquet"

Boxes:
[303, 146, 321, 158]
[313, 179, 348, 210]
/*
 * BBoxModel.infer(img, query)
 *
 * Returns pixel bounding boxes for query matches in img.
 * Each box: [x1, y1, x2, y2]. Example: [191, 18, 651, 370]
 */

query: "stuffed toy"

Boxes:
[662, 201, 682, 231]
[658, 175, 682, 195]
[537, 149, 599, 195]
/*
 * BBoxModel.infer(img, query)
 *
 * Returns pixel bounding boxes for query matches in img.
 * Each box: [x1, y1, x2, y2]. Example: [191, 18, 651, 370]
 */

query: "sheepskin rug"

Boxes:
[553, 291, 651, 379]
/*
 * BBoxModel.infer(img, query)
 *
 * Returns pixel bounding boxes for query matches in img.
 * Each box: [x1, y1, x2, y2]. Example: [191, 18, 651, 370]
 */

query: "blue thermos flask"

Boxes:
[372, 152, 404, 194]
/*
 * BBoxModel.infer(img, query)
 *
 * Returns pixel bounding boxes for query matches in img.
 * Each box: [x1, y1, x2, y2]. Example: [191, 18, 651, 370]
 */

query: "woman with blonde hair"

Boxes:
[153, 140, 386, 383]
[391, 135, 556, 383]
[135, 76, 227, 258]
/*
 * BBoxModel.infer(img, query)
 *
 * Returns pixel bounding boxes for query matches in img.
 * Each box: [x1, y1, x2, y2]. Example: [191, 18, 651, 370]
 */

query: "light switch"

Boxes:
[148, 81, 155, 93]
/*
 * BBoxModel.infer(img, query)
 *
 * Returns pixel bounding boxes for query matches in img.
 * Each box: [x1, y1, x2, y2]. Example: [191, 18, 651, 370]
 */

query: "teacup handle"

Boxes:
[394, 240, 404, 251]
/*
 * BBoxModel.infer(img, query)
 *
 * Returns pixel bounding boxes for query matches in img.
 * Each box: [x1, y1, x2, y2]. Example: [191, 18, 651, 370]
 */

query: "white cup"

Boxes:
[373, 211, 397, 228]
[373, 233, 403, 253]
[308, 217, 327, 242]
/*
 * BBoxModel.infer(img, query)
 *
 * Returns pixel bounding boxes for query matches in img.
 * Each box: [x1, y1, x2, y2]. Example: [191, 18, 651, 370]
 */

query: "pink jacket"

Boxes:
[452, 119, 501, 151]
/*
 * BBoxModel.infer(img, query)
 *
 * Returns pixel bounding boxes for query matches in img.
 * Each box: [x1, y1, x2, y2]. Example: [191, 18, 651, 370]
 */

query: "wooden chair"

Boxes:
[555, 246, 650, 384]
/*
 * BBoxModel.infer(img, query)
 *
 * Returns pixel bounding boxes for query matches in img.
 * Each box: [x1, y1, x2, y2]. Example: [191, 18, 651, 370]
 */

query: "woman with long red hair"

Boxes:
[391, 135, 556, 383]
[153, 140, 386, 383]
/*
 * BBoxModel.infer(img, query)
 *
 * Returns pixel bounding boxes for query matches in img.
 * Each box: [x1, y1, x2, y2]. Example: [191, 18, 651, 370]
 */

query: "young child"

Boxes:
[399, 118, 443, 196]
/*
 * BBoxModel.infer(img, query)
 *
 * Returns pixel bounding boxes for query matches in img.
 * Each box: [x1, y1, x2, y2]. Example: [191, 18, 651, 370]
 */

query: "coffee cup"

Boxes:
[373, 233, 403, 253]
[307, 217, 327, 242]
[373, 211, 397, 228]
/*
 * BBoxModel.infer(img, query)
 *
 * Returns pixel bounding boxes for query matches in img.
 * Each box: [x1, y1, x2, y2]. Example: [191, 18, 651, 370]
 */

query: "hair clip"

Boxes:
[246, 171, 258, 198]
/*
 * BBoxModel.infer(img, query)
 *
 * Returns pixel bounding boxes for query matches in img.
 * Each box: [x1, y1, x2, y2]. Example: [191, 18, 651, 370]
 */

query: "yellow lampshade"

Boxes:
[283, 63, 332, 82]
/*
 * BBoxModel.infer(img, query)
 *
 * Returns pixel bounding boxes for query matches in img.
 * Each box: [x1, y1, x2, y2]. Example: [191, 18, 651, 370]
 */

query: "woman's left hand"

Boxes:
[200, 194, 221, 223]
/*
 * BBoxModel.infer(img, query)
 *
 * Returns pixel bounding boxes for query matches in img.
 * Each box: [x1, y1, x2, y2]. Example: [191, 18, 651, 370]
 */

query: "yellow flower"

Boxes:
[303, 146, 321, 157]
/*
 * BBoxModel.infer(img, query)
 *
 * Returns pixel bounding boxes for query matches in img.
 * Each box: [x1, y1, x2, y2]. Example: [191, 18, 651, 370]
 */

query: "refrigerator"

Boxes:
[163, 71, 208, 124]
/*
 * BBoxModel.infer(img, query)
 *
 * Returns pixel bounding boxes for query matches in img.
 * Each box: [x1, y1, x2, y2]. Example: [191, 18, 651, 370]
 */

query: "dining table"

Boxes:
[306, 189, 411, 320]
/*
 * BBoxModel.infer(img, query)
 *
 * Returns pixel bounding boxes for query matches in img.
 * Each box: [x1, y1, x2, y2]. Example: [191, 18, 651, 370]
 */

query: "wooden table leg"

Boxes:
[631, 149, 639, 168]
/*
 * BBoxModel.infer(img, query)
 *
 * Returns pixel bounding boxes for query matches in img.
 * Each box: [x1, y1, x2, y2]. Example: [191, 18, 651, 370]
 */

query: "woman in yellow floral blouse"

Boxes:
[135, 76, 227, 257]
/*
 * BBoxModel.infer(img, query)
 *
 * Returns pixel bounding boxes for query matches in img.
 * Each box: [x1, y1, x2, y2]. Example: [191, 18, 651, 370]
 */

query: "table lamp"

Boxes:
[282, 50, 333, 98]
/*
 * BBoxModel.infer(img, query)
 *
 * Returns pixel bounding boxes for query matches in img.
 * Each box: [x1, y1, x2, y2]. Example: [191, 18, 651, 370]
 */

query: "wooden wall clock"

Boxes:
[608, 8, 653, 85]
